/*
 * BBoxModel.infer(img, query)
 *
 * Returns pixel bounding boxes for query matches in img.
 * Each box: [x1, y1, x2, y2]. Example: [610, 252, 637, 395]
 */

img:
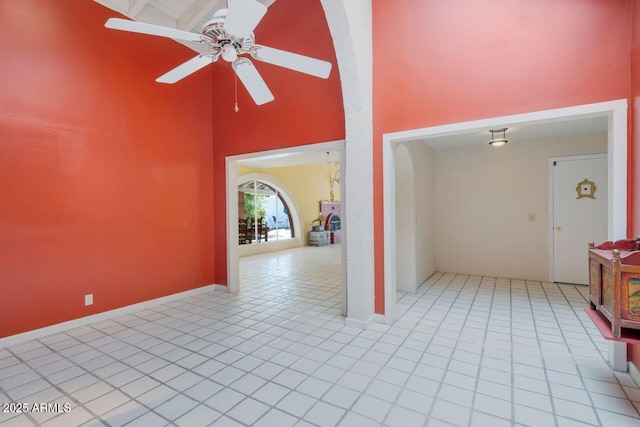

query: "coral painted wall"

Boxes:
[211, 0, 345, 284]
[0, 0, 215, 337]
[372, 0, 634, 313]
[628, 0, 640, 371]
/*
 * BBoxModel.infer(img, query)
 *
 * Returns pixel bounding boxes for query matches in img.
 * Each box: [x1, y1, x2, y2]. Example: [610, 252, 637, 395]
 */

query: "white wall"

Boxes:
[394, 142, 436, 292]
[238, 238, 300, 257]
[395, 144, 417, 291]
[434, 133, 606, 281]
[412, 143, 436, 283]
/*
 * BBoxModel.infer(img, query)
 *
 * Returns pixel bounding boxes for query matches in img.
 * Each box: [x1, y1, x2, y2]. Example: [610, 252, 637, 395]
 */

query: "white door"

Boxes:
[552, 155, 607, 285]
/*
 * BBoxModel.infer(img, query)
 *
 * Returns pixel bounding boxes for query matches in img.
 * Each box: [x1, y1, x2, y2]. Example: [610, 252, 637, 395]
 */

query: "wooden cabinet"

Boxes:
[588, 238, 640, 338]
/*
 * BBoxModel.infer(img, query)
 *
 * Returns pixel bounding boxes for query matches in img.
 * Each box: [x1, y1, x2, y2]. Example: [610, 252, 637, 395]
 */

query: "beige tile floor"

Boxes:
[0, 244, 639, 426]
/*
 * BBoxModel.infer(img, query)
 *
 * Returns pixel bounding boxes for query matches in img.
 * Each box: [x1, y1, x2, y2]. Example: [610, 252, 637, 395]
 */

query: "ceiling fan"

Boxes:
[105, 0, 332, 105]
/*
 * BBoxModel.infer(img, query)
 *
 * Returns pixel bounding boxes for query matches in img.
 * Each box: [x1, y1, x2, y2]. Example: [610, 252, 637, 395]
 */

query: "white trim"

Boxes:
[394, 143, 418, 292]
[0, 285, 218, 349]
[383, 99, 628, 324]
[227, 140, 345, 162]
[227, 158, 240, 293]
[373, 313, 386, 324]
[547, 154, 607, 283]
[610, 341, 628, 372]
[339, 142, 347, 317]
[345, 314, 376, 329]
[321, 0, 374, 325]
[608, 107, 628, 240]
[630, 361, 640, 386]
[239, 238, 300, 258]
[385, 100, 627, 144]
[383, 137, 397, 324]
[226, 140, 347, 315]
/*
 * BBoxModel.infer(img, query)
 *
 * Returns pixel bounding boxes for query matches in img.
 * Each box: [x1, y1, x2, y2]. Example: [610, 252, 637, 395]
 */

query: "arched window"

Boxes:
[238, 180, 295, 244]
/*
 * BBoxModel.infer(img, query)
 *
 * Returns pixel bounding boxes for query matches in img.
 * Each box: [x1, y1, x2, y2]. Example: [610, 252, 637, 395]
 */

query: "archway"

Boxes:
[236, 173, 303, 255]
[394, 143, 417, 292]
[320, 0, 375, 327]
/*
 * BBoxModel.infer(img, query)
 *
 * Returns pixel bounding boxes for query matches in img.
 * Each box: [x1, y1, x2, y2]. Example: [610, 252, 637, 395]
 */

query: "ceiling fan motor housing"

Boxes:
[202, 9, 253, 56]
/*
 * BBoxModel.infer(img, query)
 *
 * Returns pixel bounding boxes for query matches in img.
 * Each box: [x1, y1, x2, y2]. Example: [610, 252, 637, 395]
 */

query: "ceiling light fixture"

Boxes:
[489, 128, 509, 147]
[221, 43, 238, 62]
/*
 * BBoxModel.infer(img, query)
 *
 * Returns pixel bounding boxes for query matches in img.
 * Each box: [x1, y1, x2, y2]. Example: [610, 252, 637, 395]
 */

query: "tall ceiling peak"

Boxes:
[95, 0, 276, 38]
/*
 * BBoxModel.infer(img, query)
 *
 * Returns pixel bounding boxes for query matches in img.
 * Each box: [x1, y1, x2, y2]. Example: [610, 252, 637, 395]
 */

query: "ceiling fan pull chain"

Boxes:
[234, 72, 239, 112]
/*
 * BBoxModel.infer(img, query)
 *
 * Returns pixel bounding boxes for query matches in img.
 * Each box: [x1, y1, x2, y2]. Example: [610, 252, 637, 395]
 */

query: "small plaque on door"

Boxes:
[576, 179, 596, 199]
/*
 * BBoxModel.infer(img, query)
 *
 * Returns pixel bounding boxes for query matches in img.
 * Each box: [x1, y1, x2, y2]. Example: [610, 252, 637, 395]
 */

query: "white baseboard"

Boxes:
[213, 284, 229, 292]
[345, 314, 376, 329]
[0, 284, 218, 349]
[630, 361, 640, 387]
[609, 341, 628, 372]
[373, 313, 386, 324]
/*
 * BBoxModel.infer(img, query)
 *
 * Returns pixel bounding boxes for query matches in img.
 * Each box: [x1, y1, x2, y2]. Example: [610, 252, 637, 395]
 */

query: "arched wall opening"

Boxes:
[320, 0, 374, 327]
[394, 144, 417, 292]
[236, 173, 303, 257]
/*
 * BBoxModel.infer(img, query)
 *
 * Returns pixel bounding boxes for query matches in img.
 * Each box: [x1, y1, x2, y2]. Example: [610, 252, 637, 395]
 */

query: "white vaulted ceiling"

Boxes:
[94, 0, 276, 52]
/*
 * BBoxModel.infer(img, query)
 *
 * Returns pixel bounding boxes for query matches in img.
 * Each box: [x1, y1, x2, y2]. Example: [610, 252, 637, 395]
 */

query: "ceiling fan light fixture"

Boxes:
[221, 44, 238, 62]
[489, 128, 509, 147]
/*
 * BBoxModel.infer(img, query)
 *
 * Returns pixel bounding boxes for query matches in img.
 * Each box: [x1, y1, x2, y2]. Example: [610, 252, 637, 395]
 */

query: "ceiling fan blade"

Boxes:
[250, 45, 332, 79]
[224, 0, 268, 39]
[156, 54, 216, 84]
[232, 58, 274, 105]
[105, 18, 209, 43]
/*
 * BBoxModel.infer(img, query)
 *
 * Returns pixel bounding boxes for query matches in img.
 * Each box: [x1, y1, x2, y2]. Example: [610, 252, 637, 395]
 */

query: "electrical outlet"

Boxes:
[85, 294, 93, 306]
[528, 213, 536, 222]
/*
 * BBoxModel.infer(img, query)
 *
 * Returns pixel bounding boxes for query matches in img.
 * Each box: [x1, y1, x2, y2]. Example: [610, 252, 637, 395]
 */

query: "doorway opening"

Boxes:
[226, 140, 347, 316]
[382, 99, 627, 324]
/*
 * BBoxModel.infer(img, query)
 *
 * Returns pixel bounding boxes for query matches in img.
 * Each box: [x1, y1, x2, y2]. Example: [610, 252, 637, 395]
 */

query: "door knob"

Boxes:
[555, 226, 562, 231]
